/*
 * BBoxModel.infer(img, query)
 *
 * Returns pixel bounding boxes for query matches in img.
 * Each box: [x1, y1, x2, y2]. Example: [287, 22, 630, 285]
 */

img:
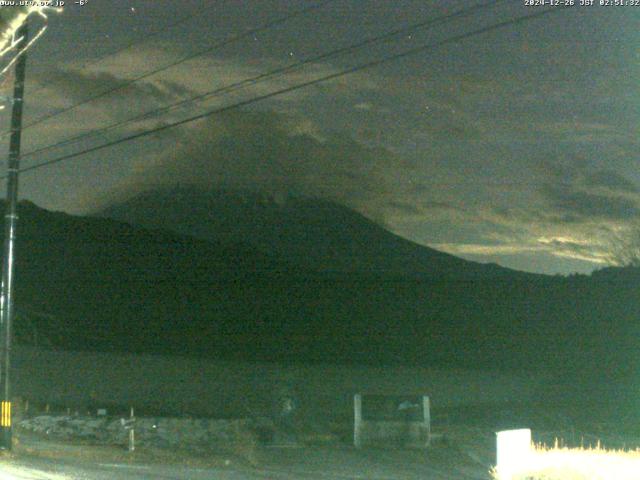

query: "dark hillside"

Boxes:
[1, 200, 637, 399]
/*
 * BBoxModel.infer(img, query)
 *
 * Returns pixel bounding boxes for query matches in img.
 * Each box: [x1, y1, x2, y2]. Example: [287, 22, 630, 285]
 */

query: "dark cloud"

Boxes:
[157, 79, 195, 99]
[530, 157, 640, 224]
[585, 170, 638, 194]
[39, 68, 194, 117]
[9, 0, 638, 276]
[537, 156, 585, 185]
[539, 238, 601, 258]
[422, 201, 463, 212]
[387, 201, 421, 216]
[544, 186, 639, 222]
[96, 110, 401, 217]
[539, 158, 639, 193]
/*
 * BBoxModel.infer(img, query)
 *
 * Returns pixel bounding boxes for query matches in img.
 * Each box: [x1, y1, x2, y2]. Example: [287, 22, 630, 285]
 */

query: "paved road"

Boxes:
[1, 433, 493, 479]
[0, 457, 279, 480]
[0, 447, 491, 480]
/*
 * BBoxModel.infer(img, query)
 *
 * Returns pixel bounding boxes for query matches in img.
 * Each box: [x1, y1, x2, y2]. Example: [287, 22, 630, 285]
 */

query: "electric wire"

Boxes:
[25, 4, 208, 99]
[20, 0, 508, 161]
[5, 5, 572, 179]
[0, 0, 334, 140]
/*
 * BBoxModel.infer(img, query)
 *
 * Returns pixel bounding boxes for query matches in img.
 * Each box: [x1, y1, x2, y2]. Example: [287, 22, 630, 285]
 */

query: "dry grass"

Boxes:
[492, 442, 640, 480]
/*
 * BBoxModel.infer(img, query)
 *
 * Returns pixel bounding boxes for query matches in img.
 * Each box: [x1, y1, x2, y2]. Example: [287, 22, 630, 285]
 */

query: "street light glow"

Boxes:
[0, 5, 60, 77]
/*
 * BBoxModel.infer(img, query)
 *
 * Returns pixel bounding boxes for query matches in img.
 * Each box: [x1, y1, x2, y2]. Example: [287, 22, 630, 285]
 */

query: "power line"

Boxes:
[2, 0, 334, 140]
[24, 5, 208, 100]
[7, 5, 571, 179]
[20, 0, 507, 161]
[14, 5, 570, 176]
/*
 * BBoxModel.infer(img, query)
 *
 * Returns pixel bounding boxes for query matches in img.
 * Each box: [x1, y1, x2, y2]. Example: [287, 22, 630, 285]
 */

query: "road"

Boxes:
[1, 430, 493, 479]
[0, 445, 492, 479]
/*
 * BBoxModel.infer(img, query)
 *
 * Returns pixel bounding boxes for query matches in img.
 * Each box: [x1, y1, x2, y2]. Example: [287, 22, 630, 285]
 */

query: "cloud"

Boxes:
[42, 68, 191, 118]
[535, 236, 614, 264]
[412, 165, 640, 269]
[387, 201, 422, 216]
[353, 102, 372, 111]
[585, 169, 638, 194]
[17, 42, 382, 151]
[431, 232, 620, 268]
[88, 110, 403, 218]
[478, 198, 640, 265]
[422, 201, 465, 213]
[543, 187, 639, 222]
[16, 14, 639, 276]
[429, 243, 543, 256]
[428, 236, 615, 266]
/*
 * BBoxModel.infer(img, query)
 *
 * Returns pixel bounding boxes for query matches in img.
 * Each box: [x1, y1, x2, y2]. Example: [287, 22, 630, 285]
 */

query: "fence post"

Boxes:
[422, 396, 431, 446]
[353, 394, 362, 448]
[128, 407, 135, 452]
[121, 407, 136, 452]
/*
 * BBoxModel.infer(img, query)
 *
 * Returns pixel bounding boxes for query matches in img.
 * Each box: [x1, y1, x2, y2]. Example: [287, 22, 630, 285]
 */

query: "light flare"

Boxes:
[0, 5, 61, 77]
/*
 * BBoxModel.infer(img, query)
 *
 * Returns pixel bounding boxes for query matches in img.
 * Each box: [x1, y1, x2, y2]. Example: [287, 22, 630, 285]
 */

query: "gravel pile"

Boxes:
[18, 415, 256, 448]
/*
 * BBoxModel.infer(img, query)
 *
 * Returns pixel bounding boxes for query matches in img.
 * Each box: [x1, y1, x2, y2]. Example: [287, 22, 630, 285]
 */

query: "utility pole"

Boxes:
[0, 20, 29, 451]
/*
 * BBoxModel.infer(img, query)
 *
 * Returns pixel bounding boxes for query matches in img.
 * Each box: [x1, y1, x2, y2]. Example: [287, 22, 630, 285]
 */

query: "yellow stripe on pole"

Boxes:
[1, 401, 10, 427]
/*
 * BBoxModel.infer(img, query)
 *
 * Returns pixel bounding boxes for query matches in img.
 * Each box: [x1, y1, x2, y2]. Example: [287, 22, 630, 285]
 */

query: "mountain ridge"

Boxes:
[97, 186, 540, 280]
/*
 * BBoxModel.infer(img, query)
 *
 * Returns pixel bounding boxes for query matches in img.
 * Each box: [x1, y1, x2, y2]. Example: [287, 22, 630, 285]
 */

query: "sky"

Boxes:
[0, 0, 638, 275]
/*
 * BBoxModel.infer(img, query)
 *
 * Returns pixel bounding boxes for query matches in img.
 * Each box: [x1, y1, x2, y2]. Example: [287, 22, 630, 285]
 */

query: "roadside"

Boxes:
[12, 400, 634, 480]
[5, 424, 493, 480]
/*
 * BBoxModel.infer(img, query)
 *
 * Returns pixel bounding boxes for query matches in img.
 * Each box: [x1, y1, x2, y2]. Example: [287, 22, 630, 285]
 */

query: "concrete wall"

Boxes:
[356, 421, 430, 448]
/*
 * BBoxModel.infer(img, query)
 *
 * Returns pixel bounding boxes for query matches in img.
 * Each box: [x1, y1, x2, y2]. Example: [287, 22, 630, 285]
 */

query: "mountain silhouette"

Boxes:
[98, 187, 529, 280]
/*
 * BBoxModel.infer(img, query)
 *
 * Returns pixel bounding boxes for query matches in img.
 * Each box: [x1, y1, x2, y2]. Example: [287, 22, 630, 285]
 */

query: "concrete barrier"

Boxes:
[495, 428, 532, 479]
